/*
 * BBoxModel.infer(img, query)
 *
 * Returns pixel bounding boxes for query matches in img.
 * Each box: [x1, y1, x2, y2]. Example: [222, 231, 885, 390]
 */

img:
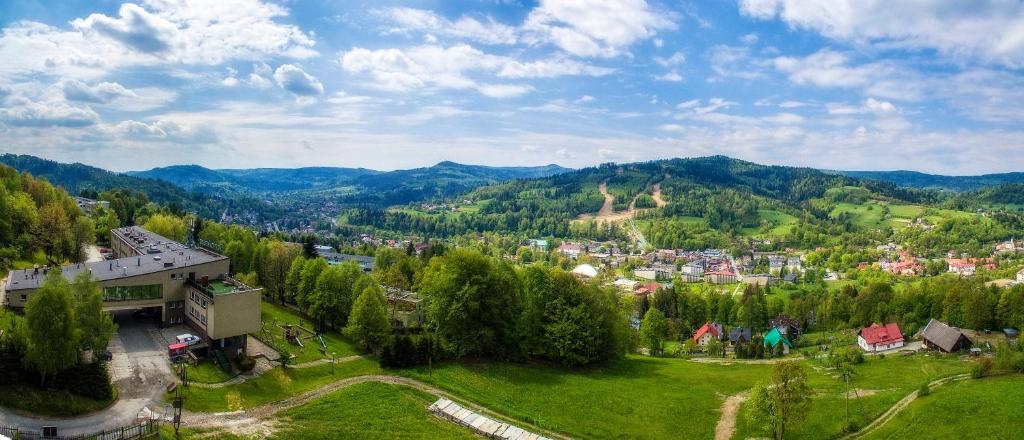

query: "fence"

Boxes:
[0, 420, 159, 440]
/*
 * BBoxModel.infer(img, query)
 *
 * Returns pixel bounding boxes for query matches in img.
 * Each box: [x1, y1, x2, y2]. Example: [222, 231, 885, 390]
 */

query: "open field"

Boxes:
[401, 356, 771, 439]
[173, 358, 382, 412]
[272, 381, 477, 440]
[862, 374, 1024, 440]
[259, 302, 361, 364]
[732, 354, 970, 439]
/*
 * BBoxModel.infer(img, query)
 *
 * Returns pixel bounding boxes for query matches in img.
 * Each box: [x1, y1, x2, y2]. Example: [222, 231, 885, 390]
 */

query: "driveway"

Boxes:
[83, 244, 104, 263]
[0, 310, 177, 435]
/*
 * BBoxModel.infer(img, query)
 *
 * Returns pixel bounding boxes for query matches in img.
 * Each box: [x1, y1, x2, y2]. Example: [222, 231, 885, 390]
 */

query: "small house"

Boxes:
[919, 319, 972, 353]
[693, 322, 724, 346]
[728, 327, 752, 346]
[613, 278, 639, 291]
[857, 322, 904, 352]
[571, 264, 599, 280]
[1016, 267, 1024, 284]
[763, 327, 792, 354]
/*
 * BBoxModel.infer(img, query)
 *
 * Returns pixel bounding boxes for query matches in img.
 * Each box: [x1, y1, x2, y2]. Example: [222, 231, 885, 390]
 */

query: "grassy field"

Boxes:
[172, 358, 382, 412]
[732, 354, 971, 439]
[258, 302, 361, 364]
[273, 382, 477, 439]
[862, 374, 1024, 440]
[832, 202, 887, 229]
[0, 384, 117, 417]
[183, 359, 234, 384]
[400, 356, 771, 439]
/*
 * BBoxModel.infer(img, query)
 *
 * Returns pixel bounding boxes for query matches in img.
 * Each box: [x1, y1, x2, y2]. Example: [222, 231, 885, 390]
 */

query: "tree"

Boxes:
[71, 271, 117, 358]
[746, 362, 812, 440]
[297, 258, 328, 311]
[35, 202, 74, 264]
[284, 256, 305, 304]
[418, 249, 522, 358]
[94, 208, 120, 245]
[640, 308, 667, 356]
[345, 286, 390, 352]
[142, 213, 187, 243]
[302, 235, 318, 258]
[24, 271, 80, 385]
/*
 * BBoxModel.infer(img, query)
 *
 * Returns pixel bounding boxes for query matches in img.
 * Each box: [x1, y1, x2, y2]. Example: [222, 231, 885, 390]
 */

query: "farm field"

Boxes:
[401, 355, 771, 439]
[259, 302, 361, 363]
[732, 354, 970, 439]
[862, 374, 1024, 440]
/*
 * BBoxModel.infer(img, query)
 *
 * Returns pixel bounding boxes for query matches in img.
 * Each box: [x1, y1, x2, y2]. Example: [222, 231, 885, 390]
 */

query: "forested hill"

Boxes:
[127, 164, 381, 192]
[0, 154, 268, 219]
[341, 155, 943, 239]
[835, 169, 1024, 192]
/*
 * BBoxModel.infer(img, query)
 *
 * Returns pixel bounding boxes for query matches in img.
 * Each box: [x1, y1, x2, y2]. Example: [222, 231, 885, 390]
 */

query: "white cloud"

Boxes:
[739, 0, 1024, 68]
[61, 80, 134, 103]
[0, 96, 100, 127]
[274, 64, 324, 96]
[827, 98, 898, 115]
[707, 44, 765, 80]
[771, 49, 922, 100]
[341, 44, 609, 97]
[741, 33, 759, 44]
[656, 70, 683, 82]
[0, 0, 316, 84]
[654, 52, 685, 67]
[114, 119, 218, 143]
[376, 7, 519, 45]
[575, 95, 595, 103]
[523, 0, 674, 58]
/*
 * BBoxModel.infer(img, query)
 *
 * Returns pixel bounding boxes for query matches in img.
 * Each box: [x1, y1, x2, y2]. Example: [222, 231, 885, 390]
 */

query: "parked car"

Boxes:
[99, 351, 113, 361]
[176, 334, 200, 346]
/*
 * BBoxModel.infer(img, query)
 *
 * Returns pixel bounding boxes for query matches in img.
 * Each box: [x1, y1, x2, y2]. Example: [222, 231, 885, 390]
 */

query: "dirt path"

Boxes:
[840, 373, 970, 440]
[652, 183, 667, 207]
[714, 391, 749, 440]
[597, 181, 614, 217]
[183, 375, 573, 440]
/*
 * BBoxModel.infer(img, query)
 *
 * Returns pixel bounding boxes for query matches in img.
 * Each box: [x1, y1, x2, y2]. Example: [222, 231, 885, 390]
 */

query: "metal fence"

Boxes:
[0, 420, 159, 440]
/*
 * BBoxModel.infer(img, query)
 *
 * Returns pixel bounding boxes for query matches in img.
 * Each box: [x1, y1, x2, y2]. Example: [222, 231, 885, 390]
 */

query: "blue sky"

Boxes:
[0, 0, 1023, 174]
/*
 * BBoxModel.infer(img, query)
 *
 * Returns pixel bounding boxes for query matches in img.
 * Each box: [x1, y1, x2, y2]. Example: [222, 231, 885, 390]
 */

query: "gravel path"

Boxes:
[183, 374, 573, 440]
[840, 373, 970, 440]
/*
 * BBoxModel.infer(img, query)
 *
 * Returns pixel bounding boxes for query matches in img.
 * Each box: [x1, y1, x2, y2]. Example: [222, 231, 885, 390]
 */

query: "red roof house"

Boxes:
[692, 322, 724, 346]
[857, 322, 905, 352]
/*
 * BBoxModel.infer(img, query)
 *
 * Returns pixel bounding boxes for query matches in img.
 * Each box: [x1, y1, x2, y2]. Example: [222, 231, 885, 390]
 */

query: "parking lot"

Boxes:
[109, 310, 177, 400]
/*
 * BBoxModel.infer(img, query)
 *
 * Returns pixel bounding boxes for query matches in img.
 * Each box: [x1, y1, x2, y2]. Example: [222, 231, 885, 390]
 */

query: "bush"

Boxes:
[237, 356, 256, 372]
[971, 357, 993, 378]
[380, 335, 438, 368]
[50, 362, 114, 401]
[918, 382, 930, 396]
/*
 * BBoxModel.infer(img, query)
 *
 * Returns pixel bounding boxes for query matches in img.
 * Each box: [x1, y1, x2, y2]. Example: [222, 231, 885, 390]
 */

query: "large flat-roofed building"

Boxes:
[3, 226, 260, 355]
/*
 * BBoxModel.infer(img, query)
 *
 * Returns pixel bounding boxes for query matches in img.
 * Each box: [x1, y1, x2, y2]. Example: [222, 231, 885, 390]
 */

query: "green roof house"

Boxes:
[764, 327, 792, 355]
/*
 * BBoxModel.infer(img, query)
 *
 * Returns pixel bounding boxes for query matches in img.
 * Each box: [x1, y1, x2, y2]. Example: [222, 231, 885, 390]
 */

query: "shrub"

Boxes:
[918, 383, 930, 396]
[237, 356, 256, 372]
[971, 357, 993, 378]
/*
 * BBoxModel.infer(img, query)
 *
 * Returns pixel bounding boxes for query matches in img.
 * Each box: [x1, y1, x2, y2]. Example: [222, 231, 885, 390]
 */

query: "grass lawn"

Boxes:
[171, 358, 381, 412]
[832, 202, 886, 229]
[273, 382, 477, 439]
[258, 302, 361, 364]
[400, 355, 772, 439]
[732, 354, 971, 439]
[862, 374, 1024, 440]
[0, 383, 116, 417]
[887, 204, 924, 219]
[182, 359, 234, 384]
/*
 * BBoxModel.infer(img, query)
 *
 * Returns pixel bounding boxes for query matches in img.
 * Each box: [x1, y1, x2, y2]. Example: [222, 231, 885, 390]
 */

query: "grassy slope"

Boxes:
[274, 382, 477, 440]
[733, 354, 970, 440]
[862, 374, 1024, 440]
[259, 302, 360, 363]
[401, 356, 771, 440]
[174, 359, 381, 412]
[0, 384, 116, 418]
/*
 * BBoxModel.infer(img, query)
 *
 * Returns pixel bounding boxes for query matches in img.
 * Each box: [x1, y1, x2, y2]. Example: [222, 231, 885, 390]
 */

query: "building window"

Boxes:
[102, 284, 162, 302]
[20, 295, 27, 301]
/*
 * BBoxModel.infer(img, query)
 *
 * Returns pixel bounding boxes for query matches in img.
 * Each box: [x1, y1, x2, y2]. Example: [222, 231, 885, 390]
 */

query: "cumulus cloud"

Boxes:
[273, 64, 324, 96]
[73, 3, 178, 53]
[61, 79, 135, 103]
[0, 0, 316, 84]
[0, 96, 100, 127]
[114, 119, 218, 143]
[341, 44, 609, 97]
[739, 0, 1024, 67]
[771, 49, 922, 100]
[523, 0, 674, 58]
[827, 98, 898, 115]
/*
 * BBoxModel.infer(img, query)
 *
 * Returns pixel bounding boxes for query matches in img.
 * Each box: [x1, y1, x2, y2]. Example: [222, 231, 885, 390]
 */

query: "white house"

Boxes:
[1017, 267, 1024, 284]
[857, 323, 905, 352]
[634, 267, 657, 280]
[572, 264, 599, 279]
[613, 278, 639, 291]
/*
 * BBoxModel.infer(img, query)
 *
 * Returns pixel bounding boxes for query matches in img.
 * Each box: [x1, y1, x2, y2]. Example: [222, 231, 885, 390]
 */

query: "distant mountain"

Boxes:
[835, 170, 1024, 192]
[128, 160, 571, 204]
[127, 164, 380, 192]
[0, 154, 275, 219]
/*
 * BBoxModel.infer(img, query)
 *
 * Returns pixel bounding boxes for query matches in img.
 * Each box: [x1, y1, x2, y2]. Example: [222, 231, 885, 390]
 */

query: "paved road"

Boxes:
[0, 311, 175, 435]
[83, 244, 104, 263]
